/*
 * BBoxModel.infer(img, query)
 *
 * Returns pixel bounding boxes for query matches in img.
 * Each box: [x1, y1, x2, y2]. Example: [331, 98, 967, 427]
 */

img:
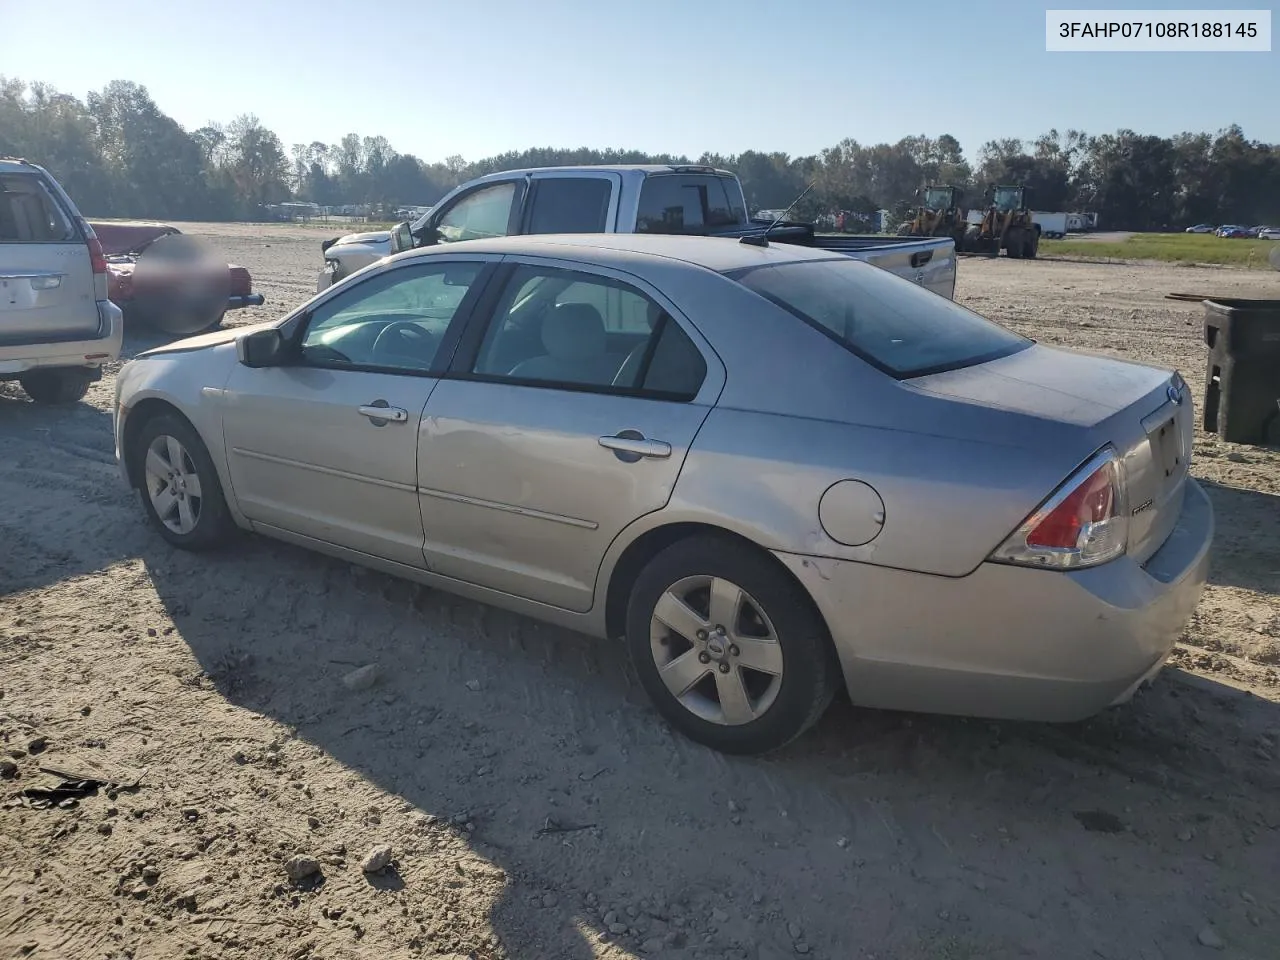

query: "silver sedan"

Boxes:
[113, 234, 1213, 754]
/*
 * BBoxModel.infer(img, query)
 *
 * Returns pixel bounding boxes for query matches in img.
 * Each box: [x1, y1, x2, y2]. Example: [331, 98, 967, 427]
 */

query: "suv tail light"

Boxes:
[87, 236, 107, 275]
[991, 447, 1128, 569]
[79, 218, 107, 275]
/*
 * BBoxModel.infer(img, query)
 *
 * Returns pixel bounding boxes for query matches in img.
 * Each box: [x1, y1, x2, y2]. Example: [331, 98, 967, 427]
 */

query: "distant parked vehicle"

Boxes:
[1185, 224, 1216, 234]
[1066, 212, 1099, 232]
[1031, 211, 1068, 239]
[317, 165, 959, 297]
[91, 221, 265, 335]
[1257, 226, 1280, 240]
[1216, 225, 1251, 238]
[0, 157, 122, 404]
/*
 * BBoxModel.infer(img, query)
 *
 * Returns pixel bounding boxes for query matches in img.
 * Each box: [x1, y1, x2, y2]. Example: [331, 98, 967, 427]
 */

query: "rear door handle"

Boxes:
[599, 432, 672, 461]
[358, 401, 409, 424]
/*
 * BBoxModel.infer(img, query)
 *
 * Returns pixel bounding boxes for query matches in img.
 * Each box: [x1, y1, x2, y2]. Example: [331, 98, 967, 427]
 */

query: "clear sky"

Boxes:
[2, 0, 1276, 163]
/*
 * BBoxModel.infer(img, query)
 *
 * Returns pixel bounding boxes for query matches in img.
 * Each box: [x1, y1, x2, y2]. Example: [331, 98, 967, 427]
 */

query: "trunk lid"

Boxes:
[911, 344, 1193, 563]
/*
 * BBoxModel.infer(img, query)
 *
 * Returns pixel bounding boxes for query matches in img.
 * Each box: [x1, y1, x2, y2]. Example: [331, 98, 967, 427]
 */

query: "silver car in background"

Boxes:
[113, 234, 1212, 754]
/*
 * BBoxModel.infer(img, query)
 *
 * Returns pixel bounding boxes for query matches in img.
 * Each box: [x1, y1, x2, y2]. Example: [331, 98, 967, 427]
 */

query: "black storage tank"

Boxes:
[1202, 298, 1280, 445]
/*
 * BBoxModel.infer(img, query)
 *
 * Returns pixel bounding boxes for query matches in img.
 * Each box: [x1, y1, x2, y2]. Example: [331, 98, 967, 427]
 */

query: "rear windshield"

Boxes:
[636, 174, 748, 234]
[728, 258, 1031, 379]
[0, 172, 76, 242]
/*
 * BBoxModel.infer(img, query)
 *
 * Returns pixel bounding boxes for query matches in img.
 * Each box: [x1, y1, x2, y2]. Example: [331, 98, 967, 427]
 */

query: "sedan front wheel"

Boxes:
[625, 536, 840, 754]
[133, 413, 236, 550]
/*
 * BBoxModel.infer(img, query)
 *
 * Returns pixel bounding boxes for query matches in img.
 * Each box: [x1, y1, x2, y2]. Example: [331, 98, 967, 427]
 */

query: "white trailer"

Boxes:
[1032, 211, 1068, 239]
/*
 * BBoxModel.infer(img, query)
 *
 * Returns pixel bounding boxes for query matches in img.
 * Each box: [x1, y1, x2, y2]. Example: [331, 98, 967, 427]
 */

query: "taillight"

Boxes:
[87, 236, 107, 275]
[990, 447, 1128, 569]
[80, 218, 107, 275]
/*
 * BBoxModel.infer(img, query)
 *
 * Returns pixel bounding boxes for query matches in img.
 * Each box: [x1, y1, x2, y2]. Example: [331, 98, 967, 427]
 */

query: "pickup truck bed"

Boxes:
[723, 221, 956, 299]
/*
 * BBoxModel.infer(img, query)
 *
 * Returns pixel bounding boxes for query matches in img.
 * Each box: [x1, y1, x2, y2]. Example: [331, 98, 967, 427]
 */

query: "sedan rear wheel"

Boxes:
[625, 536, 840, 754]
[134, 413, 235, 550]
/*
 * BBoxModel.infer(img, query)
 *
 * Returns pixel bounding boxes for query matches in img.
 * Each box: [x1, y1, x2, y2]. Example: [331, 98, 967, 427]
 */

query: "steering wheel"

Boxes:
[372, 320, 436, 370]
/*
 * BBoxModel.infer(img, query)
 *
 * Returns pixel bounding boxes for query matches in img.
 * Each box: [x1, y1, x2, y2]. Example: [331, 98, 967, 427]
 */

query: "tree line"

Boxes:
[3, 77, 1279, 230]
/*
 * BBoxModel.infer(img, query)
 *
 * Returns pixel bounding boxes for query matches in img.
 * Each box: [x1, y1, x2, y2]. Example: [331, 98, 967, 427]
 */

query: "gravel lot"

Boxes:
[2, 224, 1278, 960]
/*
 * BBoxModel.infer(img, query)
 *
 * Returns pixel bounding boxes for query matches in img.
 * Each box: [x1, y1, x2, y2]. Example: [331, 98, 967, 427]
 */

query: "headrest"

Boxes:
[542, 302, 606, 361]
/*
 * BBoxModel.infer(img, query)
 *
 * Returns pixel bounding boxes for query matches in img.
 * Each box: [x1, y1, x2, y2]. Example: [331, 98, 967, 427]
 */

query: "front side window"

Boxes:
[301, 261, 484, 371]
[526, 178, 611, 234]
[0, 173, 75, 242]
[729, 258, 1030, 378]
[436, 182, 518, 243]
[471, 265, 706, 398]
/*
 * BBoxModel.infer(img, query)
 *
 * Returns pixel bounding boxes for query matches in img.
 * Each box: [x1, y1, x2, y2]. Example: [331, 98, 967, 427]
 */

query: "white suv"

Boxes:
[0, 158, 123, 404]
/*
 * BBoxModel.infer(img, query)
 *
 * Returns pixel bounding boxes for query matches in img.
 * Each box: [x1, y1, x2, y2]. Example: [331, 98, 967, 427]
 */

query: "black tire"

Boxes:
[625, 535, 840, 755]
[1027, 232, 1040, 259]
[19, 369, 92, 405]
[131, 412, 236, 550]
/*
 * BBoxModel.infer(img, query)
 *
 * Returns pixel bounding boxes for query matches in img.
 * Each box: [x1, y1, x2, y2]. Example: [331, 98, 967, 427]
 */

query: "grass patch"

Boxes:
[1041, 233, 1277, 268]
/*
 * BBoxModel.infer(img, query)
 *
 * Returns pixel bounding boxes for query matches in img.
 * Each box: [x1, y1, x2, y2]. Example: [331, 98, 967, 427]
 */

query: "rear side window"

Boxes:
[0, 173, 76, 242]
[728, 258, 1031, 379]
[526, 178, 611, 233]
[636, 175, 747, 234]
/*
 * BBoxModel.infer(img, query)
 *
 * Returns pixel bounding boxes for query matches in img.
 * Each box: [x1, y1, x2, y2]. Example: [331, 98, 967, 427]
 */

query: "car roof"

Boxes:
[0, 157, 45, 176]
[468, 163, 737, 180]
[399, 233, 847, 274]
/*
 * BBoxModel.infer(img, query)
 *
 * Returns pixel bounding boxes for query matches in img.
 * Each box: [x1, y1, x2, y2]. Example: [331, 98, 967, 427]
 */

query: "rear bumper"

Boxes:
[774, 478, 1214, 723]
[0, 299, 124, 376]
[227, 293, 265, 311]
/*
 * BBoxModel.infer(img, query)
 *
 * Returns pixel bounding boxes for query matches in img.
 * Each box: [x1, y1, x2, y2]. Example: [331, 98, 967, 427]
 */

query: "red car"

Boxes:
[90, 221, 264, 335]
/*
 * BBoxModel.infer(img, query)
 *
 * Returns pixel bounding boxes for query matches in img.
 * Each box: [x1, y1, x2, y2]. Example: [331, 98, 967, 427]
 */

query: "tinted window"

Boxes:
[0, 173, 75, 242]
[436, 182, 517, 243]
[472, 265, 705, 398]
[639, 319, 707, 397]
[729, 258, 1030, 378]
[301, 262, 484, 371]
[636, 175, 748, 234]
[527, 178, 611, 233]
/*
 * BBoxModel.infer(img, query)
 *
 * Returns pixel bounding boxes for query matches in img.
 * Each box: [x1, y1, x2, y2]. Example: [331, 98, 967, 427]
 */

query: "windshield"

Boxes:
[727, 258, 1031, 379]
[924, 188, 953, 209]
[993, 186, 1022, 211]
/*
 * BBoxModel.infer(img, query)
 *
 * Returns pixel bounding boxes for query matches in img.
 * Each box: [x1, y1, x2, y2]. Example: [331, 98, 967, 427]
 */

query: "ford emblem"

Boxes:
[1167, 383, 1182, 405]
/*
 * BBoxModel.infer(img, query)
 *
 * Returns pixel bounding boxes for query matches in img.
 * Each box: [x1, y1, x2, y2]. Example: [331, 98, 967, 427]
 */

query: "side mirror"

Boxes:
[237, 328, 286, 368]
[389, 220, 415, 254]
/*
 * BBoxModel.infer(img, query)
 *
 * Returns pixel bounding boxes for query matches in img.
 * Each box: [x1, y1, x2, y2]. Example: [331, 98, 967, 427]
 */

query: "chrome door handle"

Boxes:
[598, 433, 672, 460]
[358, 402, 409, 423]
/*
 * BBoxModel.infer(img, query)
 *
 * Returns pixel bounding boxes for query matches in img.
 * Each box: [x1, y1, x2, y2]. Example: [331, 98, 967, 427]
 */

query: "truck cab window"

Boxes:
[526, 178, 611, 233]
[636, 175, 748, 234]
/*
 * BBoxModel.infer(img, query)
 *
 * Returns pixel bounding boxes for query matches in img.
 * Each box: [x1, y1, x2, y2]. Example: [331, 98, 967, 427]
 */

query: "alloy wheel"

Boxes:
[649, 575, 784, 726]
[144, 434, 203, 535]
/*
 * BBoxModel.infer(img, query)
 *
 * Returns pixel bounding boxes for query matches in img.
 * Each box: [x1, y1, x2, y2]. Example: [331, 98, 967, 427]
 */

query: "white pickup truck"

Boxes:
[317, 165, 957, 299]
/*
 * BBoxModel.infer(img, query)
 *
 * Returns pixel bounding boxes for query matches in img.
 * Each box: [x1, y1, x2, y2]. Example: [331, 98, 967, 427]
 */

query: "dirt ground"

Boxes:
[2, 224, 1278, 960]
